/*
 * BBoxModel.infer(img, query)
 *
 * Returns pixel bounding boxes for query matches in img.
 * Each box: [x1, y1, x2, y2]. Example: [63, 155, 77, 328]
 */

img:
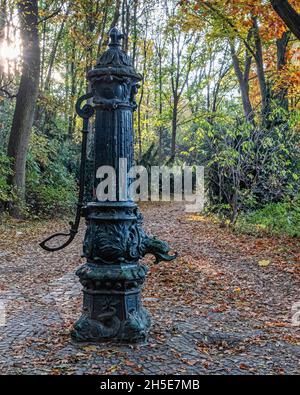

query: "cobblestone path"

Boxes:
[0, 203, 299, 374]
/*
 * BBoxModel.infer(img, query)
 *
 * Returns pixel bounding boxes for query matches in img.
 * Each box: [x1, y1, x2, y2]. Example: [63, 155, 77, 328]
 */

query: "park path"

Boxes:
[0, 202, 299, 374]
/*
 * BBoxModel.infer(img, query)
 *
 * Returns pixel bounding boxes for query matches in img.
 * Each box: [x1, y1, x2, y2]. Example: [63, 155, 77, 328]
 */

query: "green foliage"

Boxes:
[235, 197, 300, 237]
[0, 152, 15, 210]
[0, 121, 79, 219]
[0, 100, 15, 148]
[0, 0, 299, 234]
[137, 143, 159, 167]
[196, 109, 300, 222]
[26, 183, 76, 218]
[0, 101, 16, 214]
[25, 132, 77, 218]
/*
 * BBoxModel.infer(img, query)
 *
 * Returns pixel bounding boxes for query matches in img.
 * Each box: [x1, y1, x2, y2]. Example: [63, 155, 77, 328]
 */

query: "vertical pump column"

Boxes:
[71, 28, 176, 343]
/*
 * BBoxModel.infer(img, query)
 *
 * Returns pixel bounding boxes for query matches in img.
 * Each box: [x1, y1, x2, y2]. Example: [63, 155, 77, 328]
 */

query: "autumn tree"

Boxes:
[164, 3, 201, 159]
[271, 0, 300, 40]
[183, 0, 300, 121]
[7, 0, 40, 217]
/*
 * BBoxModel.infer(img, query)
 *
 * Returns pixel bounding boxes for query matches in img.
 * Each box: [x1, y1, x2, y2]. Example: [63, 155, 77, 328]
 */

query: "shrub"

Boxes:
[26, 184, 76, 218]
[235, 197, 300, 237]
[197, 109, 300, 223]
[0, 153, 15, 213]
[25, 132, 77, 218]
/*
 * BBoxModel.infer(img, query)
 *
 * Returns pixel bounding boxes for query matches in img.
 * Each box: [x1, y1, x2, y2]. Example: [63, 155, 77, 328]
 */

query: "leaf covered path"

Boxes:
[0, 202, 299, 374]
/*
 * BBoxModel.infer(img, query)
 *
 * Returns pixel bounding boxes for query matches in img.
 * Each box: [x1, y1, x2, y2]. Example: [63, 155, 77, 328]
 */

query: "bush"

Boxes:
[27, 184, 77, 218]
[235, 196, 300, 237]
[25, 132, 78, 218]
[197, 108, 300, 223]
[0, 153, 15, 213]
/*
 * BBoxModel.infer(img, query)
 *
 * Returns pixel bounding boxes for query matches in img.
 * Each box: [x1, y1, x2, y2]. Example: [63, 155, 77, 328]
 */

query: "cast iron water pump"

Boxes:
[40, 28, 177, 343]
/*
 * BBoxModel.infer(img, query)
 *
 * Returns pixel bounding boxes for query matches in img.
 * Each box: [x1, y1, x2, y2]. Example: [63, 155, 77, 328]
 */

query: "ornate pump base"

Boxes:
[71, 202, 176, 343]
[71, 262, 151, 343]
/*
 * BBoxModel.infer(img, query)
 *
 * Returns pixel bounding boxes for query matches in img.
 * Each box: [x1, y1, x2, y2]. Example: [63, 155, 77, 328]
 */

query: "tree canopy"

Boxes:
[0, 0, 299, 225]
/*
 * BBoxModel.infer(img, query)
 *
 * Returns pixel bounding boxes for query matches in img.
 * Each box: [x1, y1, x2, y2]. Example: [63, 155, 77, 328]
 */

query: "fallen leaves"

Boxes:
[82, 345, 98, 352]
[239, 363, 249, 370]
[258, 259, 271, 267]
[0, 201, 299, 374]
[265, 321, 289, 328]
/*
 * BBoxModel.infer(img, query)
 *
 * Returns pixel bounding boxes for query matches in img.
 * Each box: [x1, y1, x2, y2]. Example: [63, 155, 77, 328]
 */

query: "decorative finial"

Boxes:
[108, 27, 124, 47]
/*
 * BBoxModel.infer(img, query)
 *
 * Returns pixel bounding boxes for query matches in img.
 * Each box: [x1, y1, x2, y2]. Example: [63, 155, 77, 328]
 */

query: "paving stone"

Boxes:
[0, 205, 299, 375]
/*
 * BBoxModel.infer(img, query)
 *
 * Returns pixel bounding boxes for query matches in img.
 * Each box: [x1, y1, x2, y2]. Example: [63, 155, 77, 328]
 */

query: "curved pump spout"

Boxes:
[39, 93, 94, 252]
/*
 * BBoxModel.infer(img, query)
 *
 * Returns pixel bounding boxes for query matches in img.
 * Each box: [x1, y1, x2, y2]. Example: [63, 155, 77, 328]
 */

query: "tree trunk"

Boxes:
[137, 34, 148, 162]
[35, 10, 69, 132]
[7, 0, 40, 217]
[44, 11, 69, 92]
[137, 90, 143, 161]
[230, 42, 254, 123]
[131, 0, 138, 66]
[102, 0, 121, 49]
[157, 49, 163, 164]
[171, 98, 178, 160]
[121, 0, 130, 52]
[271, 0, 300, 40]
[0, 0, 7, 81]
[252, 17, 270, 121]
[68, 39, 76, 138]
[276, 31, 290, 110]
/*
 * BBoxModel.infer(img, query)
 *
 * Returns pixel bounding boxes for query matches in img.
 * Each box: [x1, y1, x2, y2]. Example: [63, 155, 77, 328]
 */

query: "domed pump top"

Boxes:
[108, 27, 124, 47]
